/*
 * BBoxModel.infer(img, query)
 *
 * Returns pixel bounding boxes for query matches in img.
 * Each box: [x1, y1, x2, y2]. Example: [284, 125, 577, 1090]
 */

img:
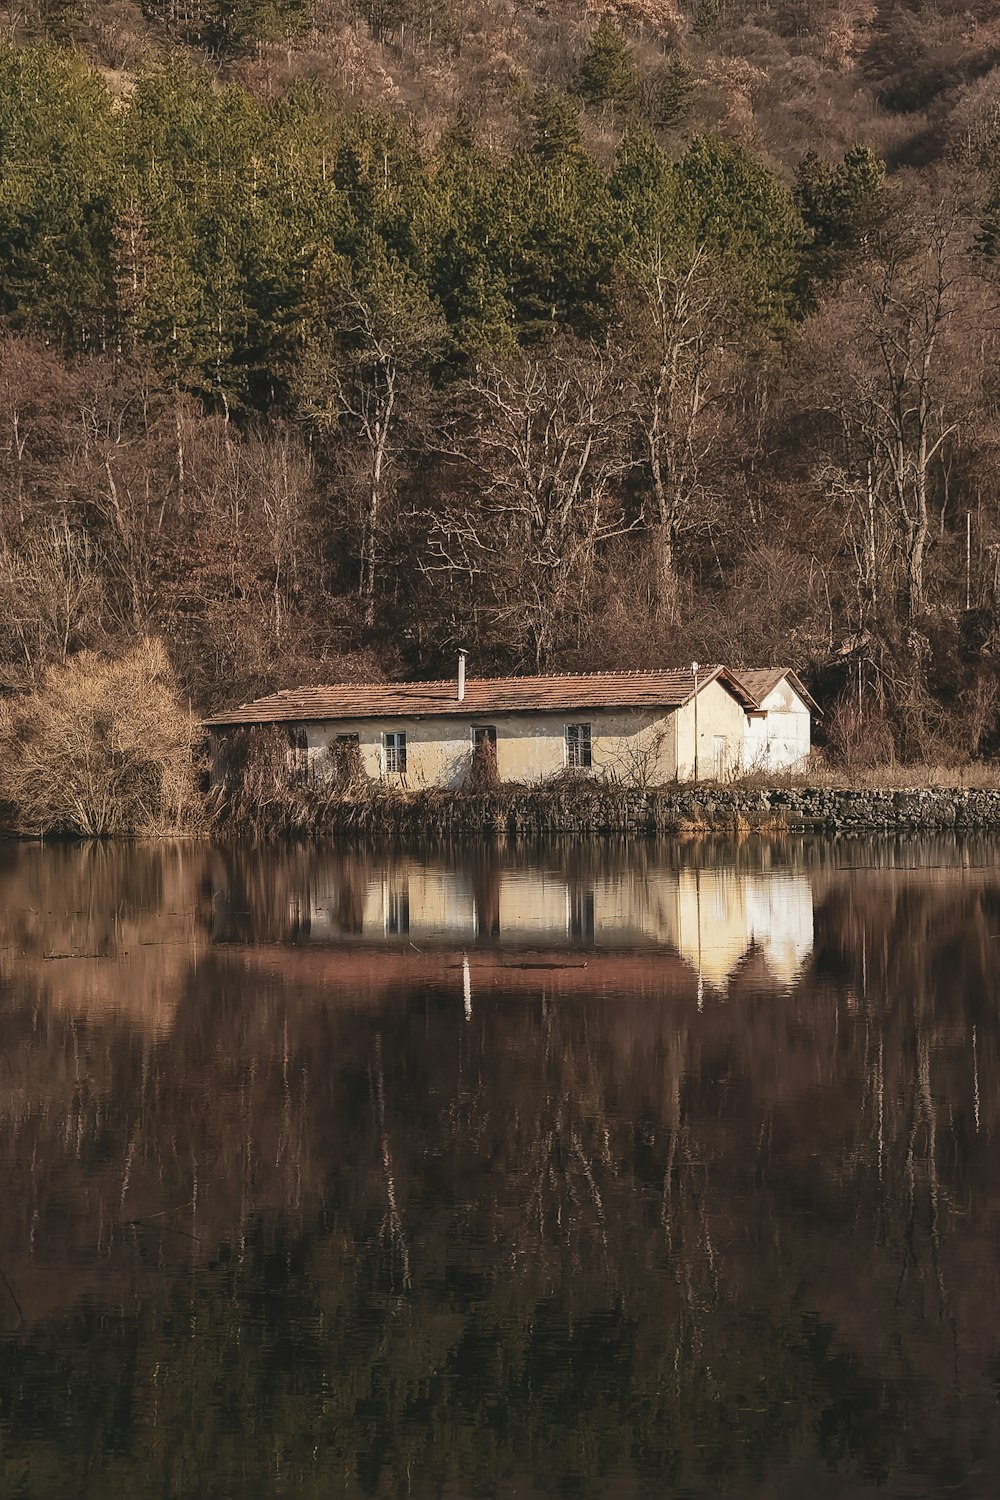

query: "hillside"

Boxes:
[20, 1, 1000, 170]
[1, 0, 1000, 761]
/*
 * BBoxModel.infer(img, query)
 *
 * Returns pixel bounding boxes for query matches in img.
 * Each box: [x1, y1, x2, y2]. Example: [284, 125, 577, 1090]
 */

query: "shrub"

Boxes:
[208, 724, 290, 834]
[823, 693, 896, 774]
[209, 724, 381, 838]
[331, 734, 369, 792]
[0, 638, 199, 837]
[468, 732, 501, 792]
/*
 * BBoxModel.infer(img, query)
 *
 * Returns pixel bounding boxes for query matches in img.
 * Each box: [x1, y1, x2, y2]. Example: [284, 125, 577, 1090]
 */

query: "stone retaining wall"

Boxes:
[302, 784, 1000, 838]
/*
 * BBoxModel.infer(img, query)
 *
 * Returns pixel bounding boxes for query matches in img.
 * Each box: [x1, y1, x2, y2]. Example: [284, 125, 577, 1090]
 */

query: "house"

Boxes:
[204, 659, 766, 788]
[732, 668, 819, 773]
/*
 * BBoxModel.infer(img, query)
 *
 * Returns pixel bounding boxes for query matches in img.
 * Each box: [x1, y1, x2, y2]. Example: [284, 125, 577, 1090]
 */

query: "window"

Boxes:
[565, 722, 592, 769]
[472, 725, 497, 748]
[384, 731, 407, 775]
[287, 726, 309, 778]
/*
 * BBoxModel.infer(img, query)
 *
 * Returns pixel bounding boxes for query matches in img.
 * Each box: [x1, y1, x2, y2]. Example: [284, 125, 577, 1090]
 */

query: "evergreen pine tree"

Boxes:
[675, 135, 806, 331]
[794, 146, 885, 299]
[529, 89, 585, 163]
[576, 20, 637, 111]
[0, 43, 117, 348]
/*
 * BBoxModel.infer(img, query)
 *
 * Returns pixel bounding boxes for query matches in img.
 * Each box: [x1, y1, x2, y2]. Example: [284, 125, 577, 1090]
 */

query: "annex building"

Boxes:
[205, 660, 816, 789]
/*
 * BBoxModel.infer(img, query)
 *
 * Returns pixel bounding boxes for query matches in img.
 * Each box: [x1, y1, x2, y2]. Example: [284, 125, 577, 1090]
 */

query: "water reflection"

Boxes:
[211, 845, 816, 991]
[0, 842, 207, 1034]
[0, 835, 999, 1497]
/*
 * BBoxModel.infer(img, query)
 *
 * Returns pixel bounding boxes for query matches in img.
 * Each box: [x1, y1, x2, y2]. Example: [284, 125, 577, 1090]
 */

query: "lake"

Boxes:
[0, 834, 998, 1498]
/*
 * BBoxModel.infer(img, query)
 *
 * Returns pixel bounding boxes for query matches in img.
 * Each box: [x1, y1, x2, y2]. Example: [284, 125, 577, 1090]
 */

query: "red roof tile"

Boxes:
[732, 668, 820, 715]
[204, 666, 759, 727]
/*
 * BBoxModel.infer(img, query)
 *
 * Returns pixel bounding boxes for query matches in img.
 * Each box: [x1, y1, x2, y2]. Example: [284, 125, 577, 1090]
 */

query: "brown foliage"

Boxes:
[209, 725, 384, 839]
[4, 0, 1000, 770]
[0, 638, 199, 836]
[424, 340, 634, 669]
[823, 693, 897, 773]
[468, 731, 501, 791]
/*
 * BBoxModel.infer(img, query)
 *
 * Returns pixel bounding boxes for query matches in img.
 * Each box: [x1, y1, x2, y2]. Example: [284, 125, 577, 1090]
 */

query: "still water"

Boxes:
[0, 835, 998, 1498]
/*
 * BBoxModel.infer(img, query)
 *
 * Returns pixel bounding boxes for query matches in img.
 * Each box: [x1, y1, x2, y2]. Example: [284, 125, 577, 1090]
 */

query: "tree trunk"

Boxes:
[649, 522, 680, 621]
[906, 521, 927, 618]
[361, 478, 380, 626]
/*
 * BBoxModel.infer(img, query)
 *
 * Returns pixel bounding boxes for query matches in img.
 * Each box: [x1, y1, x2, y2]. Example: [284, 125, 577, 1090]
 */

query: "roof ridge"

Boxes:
[243, 666, 717, 697]
[202, 664, 759, 727]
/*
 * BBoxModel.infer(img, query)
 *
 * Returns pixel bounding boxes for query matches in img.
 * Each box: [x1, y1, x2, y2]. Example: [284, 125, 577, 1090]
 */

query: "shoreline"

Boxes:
[8, 784, 1000, 842]
[213, 783, 1000, 839]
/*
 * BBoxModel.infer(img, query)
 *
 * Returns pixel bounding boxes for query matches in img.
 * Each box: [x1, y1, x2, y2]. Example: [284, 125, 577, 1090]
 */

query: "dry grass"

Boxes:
[721, 758, 1000, 793]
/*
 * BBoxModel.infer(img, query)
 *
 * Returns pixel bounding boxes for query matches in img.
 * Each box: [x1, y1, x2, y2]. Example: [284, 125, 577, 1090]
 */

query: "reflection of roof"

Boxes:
[204, 667, 759, 727]
[732, 668, 820, 714]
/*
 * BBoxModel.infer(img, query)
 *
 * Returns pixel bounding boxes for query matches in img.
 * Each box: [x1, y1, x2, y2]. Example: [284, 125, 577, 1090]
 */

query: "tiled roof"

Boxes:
[732, 668, 820, 714]
[204, 666, 760, 727]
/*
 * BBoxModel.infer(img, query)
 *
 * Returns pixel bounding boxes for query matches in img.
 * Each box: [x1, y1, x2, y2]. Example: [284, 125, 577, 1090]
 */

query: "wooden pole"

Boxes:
[692, 661, 699, 783]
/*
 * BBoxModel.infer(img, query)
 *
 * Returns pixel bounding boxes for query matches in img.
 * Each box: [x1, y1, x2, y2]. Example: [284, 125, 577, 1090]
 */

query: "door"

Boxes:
[713, 735, 727, 780]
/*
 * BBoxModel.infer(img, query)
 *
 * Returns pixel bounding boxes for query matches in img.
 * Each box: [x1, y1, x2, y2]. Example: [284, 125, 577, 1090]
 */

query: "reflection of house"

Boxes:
[298, 865, 475, 942]
[671, 869, 813, 985]
[497, 871, 582, 940]
[236, 943, 702, 1016]
[281, 858, 814, 986]
[744, 873, 814, 982]
[364, 868, 477, 942]
[733, 669, 818, 773]
[205, 663, 769, 789]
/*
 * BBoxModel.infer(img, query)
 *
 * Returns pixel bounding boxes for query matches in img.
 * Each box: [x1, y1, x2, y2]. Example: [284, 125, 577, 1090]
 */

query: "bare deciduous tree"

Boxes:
[810, 198, 978, 620]
[0, 517, 104, 675]
[426, 341, 634, 667]
[298, 254, 444, 625]
[621, 244, 729, 620]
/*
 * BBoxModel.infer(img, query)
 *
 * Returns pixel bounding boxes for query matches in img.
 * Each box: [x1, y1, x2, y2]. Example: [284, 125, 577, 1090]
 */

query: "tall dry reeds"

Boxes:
[208, 724, 390, 839]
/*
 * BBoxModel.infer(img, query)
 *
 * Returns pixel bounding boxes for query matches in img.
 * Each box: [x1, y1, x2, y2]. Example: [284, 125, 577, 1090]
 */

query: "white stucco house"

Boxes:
[732, 669, 819, 773]
[205, 660, 817, 789]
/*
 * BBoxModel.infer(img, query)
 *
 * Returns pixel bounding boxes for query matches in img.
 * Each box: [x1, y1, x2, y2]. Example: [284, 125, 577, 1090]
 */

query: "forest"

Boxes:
[3, 0, 1000, 764]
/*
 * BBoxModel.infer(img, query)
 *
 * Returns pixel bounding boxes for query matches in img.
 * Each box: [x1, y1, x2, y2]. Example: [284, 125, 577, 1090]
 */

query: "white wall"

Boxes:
[674, 678, 748, 782]
[290, 707, 680, 789]
[215, 678, 797, 789]
[743, 680, 811, 772]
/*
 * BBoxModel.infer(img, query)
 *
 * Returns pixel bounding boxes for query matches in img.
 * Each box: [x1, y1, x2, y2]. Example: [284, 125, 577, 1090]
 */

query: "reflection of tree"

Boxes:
[371, 1031, 411, 1292]
[815, 868, 997, 1351]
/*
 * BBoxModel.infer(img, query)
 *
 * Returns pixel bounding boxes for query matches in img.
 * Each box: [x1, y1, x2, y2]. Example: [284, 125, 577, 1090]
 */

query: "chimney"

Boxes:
[457, 649, 467, 702]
